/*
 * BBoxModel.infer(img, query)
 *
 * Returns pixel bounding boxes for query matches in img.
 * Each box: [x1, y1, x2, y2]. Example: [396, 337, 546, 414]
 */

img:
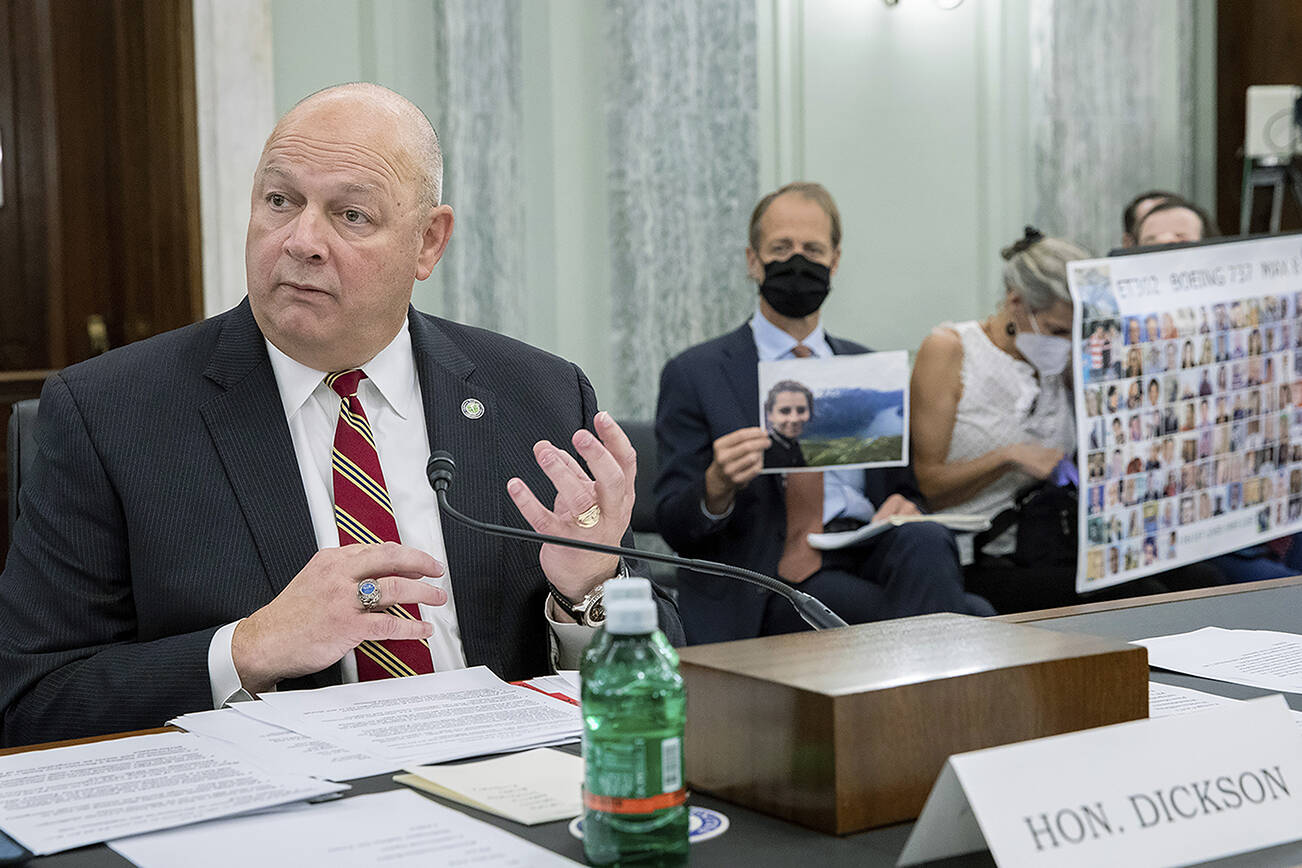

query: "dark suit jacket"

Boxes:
[0, 300, 681, 746]
[654, 323, 921, 645]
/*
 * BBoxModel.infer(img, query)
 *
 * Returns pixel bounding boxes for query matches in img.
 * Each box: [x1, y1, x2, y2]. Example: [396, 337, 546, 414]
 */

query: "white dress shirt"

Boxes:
[207, 321, 591, 706]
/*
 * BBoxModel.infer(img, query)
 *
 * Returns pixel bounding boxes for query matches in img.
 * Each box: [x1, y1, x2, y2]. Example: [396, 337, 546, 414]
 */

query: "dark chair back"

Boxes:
[8, 399, 39, 533]
[622, 419, 658, 534]
[618, 419, 676, 590]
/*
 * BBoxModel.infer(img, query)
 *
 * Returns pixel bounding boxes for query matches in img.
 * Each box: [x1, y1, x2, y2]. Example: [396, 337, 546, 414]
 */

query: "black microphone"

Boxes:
[426, 450, 847, 631]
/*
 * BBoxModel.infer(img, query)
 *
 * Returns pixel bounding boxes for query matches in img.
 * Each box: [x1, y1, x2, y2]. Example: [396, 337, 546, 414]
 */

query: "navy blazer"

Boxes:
[0, 299, 681, 746]
[653, 323, 921, 644]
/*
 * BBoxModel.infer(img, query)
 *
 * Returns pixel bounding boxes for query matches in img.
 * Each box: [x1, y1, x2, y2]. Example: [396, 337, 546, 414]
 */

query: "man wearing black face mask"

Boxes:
[653, 182, 992, 645]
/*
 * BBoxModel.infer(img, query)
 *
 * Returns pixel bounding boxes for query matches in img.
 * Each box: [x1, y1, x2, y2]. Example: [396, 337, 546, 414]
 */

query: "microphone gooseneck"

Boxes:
[425, 451, 847, 631]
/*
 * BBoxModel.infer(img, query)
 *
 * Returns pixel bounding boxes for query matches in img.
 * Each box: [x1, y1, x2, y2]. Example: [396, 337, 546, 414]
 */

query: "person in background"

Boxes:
[1134, 199, 1219, 247]
[909, 228, 1080, 611]
[911, 227, 1224, 612]
[655, 181, 992, 645]
[1120, 190, 1181, 248]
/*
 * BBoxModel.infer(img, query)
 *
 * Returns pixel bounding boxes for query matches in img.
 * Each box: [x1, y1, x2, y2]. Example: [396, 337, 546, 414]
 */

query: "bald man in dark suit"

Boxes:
[0, 84, 679, 746]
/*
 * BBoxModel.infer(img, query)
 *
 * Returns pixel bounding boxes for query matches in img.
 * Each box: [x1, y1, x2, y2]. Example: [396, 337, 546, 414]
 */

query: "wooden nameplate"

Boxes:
[678, 613, 1147, 835]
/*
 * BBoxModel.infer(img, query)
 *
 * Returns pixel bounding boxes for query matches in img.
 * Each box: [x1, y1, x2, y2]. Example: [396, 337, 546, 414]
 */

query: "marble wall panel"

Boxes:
[1029, 0, 1198, 257]
[431, 0, 528, 339]
[604, 0, 760, 418]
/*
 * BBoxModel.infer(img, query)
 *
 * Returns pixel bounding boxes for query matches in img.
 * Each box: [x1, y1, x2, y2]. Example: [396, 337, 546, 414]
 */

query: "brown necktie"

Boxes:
[776, 343, 823, 583]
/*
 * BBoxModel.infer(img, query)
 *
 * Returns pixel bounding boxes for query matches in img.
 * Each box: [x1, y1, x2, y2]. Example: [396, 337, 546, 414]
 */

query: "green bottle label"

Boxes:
[584, 735, 684, 809]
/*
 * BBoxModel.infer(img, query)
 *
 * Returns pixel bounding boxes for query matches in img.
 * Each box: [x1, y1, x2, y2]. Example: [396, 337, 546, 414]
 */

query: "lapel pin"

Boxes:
[461, 398, 485, 419]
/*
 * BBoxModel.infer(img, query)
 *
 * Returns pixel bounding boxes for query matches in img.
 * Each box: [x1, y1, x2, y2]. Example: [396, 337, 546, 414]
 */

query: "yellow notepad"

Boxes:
[396, 748, 583, 825]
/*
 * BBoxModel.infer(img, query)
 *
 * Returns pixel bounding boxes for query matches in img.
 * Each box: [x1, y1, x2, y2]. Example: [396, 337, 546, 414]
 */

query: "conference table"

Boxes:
[14, 576, 1302, 867]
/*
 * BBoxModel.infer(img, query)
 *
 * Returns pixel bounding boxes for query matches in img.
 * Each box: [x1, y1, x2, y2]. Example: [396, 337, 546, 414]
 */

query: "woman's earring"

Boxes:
[1005, 320, 1016, 337]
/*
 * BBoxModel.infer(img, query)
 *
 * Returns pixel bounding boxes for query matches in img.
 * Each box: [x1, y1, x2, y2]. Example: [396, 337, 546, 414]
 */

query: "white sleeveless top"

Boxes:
[935, 320, 1076, 557]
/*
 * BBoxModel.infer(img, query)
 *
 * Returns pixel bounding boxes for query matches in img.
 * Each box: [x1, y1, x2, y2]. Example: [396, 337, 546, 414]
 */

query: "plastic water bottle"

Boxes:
[580, 578, 688, 867]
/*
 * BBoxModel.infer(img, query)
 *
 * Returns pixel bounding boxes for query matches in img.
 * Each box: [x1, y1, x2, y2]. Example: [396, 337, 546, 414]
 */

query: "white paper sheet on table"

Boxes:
[242, 665, 581, 763]
[1148, 681, 1242, 716]
[108, 788, 582, 867]
[1148, 680, 1302, 729]
[806, 513, 990, 550]
[1135, 627, 1302, 693]
[0, 732, 345, 855]
[231, 698, 577, 762]
[171, 707, 399, 781]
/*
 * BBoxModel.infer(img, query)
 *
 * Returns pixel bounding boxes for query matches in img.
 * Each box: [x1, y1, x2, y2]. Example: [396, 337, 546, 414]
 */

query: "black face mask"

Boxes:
[759, 254, 831, 318]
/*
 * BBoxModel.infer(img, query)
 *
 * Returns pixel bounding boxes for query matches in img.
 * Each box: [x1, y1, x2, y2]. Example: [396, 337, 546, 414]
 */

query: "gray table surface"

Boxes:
[23, 581, 1302, 867]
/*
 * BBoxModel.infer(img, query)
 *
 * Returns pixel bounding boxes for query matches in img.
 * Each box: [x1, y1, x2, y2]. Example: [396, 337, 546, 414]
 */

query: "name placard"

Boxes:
[898, 696, 1302, 867]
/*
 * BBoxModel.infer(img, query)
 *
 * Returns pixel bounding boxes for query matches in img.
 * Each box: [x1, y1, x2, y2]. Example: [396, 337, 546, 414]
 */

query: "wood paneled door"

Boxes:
[0, 0, 203, 558]
[1217, 1, 1302, 235]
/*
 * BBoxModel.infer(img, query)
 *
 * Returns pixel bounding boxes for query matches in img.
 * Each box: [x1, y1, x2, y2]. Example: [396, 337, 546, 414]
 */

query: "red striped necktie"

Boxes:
[326, 369, 434, 680]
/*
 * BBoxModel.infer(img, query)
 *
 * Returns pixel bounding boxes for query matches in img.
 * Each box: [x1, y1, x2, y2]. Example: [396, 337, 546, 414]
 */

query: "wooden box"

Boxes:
[678, 613, 1148, 835]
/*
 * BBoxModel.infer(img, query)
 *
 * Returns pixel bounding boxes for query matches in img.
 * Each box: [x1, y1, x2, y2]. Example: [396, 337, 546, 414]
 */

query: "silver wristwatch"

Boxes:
[547, 559, 629, 626]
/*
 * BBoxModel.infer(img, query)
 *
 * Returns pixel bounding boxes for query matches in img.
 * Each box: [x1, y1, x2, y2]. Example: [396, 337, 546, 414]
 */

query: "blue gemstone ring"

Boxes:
[357, 579, 382, 610]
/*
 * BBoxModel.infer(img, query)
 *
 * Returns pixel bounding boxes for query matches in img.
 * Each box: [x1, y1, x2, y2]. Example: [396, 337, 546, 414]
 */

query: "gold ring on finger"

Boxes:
[575, 504, 602, 528]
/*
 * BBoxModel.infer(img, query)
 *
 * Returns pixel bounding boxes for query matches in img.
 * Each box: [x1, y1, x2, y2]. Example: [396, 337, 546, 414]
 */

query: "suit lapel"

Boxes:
[199, 301, 318, 599]
[720, 324, 762, 427]
[720, 323, 783, 501]
[408, 312, 505, 674]
[826, 334, 862, 356]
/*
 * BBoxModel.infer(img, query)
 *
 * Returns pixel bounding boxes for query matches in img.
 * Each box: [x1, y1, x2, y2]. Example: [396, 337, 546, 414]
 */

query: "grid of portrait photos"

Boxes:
[1080, 293, 1302, 584]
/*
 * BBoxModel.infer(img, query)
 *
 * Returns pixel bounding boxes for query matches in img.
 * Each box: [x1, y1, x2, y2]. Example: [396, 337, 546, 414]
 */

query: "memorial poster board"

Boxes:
[1072, 235, 1302, 592]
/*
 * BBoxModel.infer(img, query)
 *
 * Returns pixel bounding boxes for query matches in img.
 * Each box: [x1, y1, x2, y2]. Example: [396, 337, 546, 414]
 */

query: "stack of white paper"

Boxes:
[109, 789, 582, 867]
[234, 666, 581, 765]
[0, 732, 345, 856]
[171, 708, 399, 781]
[1135, 627, 1302, 693]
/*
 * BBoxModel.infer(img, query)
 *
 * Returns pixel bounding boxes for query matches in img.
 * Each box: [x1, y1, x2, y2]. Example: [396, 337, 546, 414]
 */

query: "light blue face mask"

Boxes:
[1014, 310, 1071, 376]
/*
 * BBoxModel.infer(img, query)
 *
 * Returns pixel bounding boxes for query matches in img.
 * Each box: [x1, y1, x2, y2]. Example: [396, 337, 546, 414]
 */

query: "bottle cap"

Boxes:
[603, 577, 657, 634]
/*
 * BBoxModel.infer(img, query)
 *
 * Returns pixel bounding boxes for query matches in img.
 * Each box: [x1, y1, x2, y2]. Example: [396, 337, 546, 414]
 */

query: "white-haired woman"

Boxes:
[911, 226, 1080, 531]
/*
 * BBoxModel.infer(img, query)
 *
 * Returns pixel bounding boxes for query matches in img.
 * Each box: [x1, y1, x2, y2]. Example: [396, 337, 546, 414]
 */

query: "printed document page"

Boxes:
[171, 708, 398, 781]
[0, 732, 345, 855]
[1148, 681, 1302, 728]
[1148, 681, 1240, 716]
[243, 666, 580, 763]
[109, 789, 582, 867]
[1135, 627, 1302, 693]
